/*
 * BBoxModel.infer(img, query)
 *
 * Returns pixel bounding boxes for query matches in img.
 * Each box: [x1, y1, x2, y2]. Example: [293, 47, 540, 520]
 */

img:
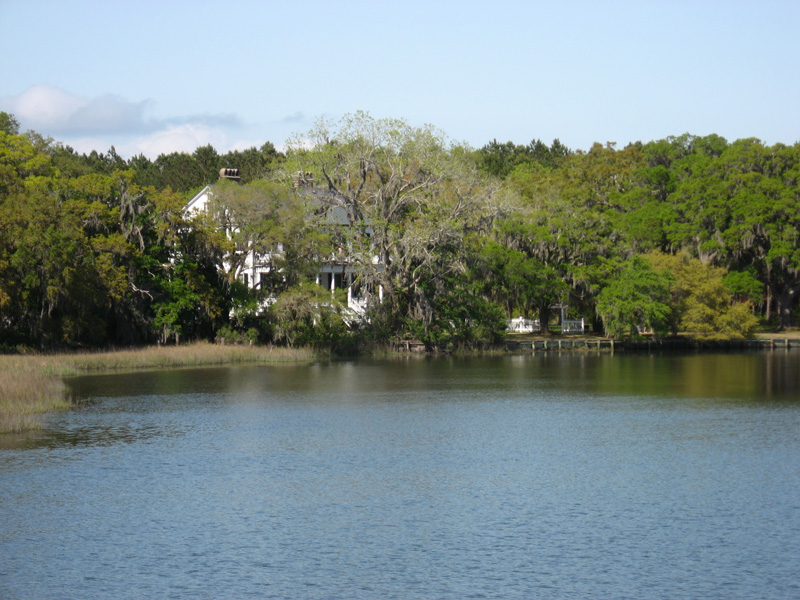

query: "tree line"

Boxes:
[1, 110, 797, 351]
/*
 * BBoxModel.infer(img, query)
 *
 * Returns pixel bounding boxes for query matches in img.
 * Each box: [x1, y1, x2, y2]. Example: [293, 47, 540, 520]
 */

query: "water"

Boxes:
[2, 352, 799, 599]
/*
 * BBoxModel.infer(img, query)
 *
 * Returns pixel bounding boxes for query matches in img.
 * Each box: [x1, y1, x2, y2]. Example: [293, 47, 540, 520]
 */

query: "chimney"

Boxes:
[219, 168, 241, 183]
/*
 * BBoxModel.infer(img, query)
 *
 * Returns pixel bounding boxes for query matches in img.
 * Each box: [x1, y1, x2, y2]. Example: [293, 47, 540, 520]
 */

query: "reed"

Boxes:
[42, 342, 315, 375]
[0, 370, 70, 434]
[0, 342, 316, 433]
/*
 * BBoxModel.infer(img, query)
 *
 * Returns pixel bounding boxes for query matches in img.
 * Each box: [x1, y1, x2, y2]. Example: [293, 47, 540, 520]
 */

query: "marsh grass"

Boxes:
[0, 370, 70, 434]
[0, 342, 316, 433]
[42, 342, 316, 375]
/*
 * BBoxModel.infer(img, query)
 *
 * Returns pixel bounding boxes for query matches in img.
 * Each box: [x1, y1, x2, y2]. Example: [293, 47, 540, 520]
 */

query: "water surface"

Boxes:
[2, 352, 799, 599]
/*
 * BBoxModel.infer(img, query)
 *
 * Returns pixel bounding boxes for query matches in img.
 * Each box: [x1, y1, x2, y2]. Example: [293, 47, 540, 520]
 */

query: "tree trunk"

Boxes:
[538, 305, 552, 336]
[765, 285, 772, 323]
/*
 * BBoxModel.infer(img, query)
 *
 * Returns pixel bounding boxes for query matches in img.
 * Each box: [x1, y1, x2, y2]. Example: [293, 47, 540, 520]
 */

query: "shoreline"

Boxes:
[2, 334, 798, 434]
[0, 343, 316, 434]
[504, 333, 799, 353]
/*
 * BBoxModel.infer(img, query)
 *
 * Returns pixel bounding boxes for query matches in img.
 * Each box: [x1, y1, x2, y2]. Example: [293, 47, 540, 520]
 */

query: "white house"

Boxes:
[185, 169, 379, 318]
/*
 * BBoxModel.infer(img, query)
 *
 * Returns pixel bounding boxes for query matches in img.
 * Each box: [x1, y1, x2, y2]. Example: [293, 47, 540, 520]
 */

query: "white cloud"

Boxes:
[1, 84, 243, 143]
[0, 84, 258, 158]
[1, 84, 151, 135]
[68, 94, 152, 134]
[4, 84, 84, 129]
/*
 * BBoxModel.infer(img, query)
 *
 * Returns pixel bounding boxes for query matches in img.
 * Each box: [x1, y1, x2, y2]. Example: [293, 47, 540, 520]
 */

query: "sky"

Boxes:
[2, 0, 799, 158]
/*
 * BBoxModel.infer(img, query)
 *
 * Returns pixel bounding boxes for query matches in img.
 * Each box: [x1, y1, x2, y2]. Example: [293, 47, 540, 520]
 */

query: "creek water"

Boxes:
[2, 351, 799, 599]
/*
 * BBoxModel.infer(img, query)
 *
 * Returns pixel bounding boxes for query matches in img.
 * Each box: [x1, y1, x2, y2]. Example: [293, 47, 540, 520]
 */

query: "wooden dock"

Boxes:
[505, 337, 796, 353]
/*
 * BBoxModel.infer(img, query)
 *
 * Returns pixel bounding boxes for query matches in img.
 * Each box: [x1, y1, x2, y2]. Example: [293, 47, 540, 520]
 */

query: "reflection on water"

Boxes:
[39, 422, 185, 449]
[65, 350, 800, 404]
[1, 351, 799, 600]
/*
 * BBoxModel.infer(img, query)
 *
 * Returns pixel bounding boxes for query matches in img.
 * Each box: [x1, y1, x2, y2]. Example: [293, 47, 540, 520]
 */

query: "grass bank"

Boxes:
[0, 342, 315, 434]
[0, 371, 70, 434]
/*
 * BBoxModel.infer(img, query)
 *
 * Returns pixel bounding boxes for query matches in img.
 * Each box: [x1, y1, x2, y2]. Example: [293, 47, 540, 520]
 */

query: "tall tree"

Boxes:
[0, 111, 20, 135]
[284, 112, 507, 341]
[596, 256, 672, 339]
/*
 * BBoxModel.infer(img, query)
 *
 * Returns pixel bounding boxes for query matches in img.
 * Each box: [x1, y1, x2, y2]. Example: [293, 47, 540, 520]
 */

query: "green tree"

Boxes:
[470, 238, 569, 331]
[211, 180, 330, 286]
[0, 112, 20, 135]
[269, 282, 349, 348]
[645, 252, 758, 339]
[144, 187, 228, 344]
[406, 271, 507, 350]
[152, 151, 203, 192]
[721, 141, 800, 328]
[193, 144, 221, 185]
[596, 256, 672, 339]
[477, 138, 571, 178]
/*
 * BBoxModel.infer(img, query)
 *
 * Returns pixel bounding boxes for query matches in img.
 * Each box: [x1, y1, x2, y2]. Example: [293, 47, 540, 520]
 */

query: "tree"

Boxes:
[659, 138, 800, 327]
[501, 143, 645, 330]
[284, 112, 507, 341]
[721, 141, 800, 328]
[152, 151, 203, 192]
[0, 112, 20, 135]
[645, 251, 758, 339]
[596, 256, 672, 339]
[470, 238, 569, 330]
[269, 282, 349, 348]
[212, 179, 332, 283]
[192, 144, 221, 185]
[406, 270, 507, 350]
[143, 187, 228, 344]
[476, 138, 571, 178]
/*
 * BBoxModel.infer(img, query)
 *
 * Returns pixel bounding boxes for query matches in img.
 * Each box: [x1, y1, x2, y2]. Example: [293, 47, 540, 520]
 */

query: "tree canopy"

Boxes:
[1, 111, 796, 350]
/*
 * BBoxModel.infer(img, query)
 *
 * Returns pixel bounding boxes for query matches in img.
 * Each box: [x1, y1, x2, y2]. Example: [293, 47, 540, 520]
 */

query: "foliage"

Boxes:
[470, 238, 569, 329]
[284, 111, 509, 340]
[128, 142, 282, 192]
[215, 325, 260, 345]
[0, 127, 228, 348]
[644, 251, 759, 339]
[1, 109, 798, 352]
[404, 272, 507, 351]
[209, 179, 331, 292]
[596, 256, 673, 339]
[477, 138, 571, 178]
[723, 269, 764, 303]
[269, 282, 351, 349]
[0, 111, 20, 136]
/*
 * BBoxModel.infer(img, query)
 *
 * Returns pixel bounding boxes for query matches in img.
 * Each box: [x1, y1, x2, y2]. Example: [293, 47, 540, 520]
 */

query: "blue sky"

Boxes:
[2, 0, 799, 158]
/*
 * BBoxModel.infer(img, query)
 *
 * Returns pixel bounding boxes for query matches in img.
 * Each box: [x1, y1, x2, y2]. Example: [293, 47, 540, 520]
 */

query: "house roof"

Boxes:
[299, 186, 352, 226]
[185, 184, 213, 215]
[185, 182, 356, 228]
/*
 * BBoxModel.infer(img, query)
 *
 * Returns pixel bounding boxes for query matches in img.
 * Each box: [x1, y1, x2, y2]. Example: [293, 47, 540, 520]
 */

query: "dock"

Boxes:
[505, 337, 797, 353]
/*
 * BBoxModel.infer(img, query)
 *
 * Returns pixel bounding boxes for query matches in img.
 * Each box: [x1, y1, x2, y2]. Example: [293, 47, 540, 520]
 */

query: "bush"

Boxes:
[215, 325, 259, 345]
